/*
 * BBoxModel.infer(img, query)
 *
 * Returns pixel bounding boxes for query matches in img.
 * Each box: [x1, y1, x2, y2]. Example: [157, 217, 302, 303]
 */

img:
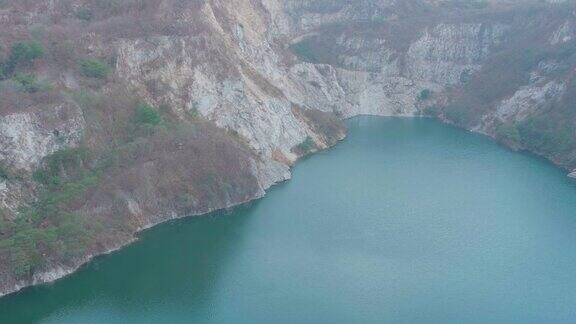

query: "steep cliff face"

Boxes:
[0, 0, 346, 297]
[286, 0, 576, 168]
[406, 23, 508, 85]
[0, 0, 574, 296]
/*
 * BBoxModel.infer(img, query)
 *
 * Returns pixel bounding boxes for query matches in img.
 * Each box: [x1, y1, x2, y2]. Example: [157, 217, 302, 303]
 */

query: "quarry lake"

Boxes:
[3, 117, 576, 323]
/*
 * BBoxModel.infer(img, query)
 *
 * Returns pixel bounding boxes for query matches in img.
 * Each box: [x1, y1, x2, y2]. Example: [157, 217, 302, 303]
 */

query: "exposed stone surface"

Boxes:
[550, 20, 576, 45]
[494, 81, 566, 122]
[406, 23, 508, 85]
[0, 0, 575, 296]
[0, 103, 85, 172]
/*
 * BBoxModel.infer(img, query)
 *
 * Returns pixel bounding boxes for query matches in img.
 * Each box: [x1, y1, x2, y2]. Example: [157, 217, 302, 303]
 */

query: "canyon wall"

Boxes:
[0, 0, 575, 296]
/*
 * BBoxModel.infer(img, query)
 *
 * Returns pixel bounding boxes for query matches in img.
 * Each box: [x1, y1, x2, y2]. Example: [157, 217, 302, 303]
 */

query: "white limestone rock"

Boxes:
[407, 23, 508, 85]
[495, 81, 566, 122]
[0, 102, 85, 172]
[550, 20, 575, 45]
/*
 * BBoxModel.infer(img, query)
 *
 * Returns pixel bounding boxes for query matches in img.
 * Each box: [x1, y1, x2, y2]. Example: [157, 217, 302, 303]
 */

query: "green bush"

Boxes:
[444, 104, 473, 126]
[75, 8, 93, 21]
[46, 148, 90, 170]
[0, 41, 44, 78]
[495, 123, 521, 144]
[459, 69, 472, 84]
[79, 58, 110, 79]
[1, 146, 107, 278]
[0, 220, 54, 277]
[12, 73, 48, 93]
[517, 117, 575, 155]
[135, 103, 162, 126]
[8, 41, 44, 67]
[32, 148, 91, 187]
[290, 41, 320, 64]
[0, 211, 93, 277]
[32, 169, 61, 187]
[421, 105, 439, 117]
[0, 166, 8, 180]
[27, 147, 99, 226]
[295, 136, 317, 155]
[418, 89, 432, 101]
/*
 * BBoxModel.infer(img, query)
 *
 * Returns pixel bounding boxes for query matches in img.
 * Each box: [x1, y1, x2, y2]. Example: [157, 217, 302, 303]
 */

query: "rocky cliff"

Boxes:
[0, 0, 574, 297]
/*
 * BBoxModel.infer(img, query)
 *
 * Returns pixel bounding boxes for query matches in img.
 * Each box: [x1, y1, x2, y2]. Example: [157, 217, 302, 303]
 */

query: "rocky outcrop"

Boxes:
[0, 0, 575, 296]
[493, 81, 565, 123]
[406, 23, 508, 85]
[550, 20, 575, 45]
[0, 102, 85, 172]
[285, 0, 576, 170]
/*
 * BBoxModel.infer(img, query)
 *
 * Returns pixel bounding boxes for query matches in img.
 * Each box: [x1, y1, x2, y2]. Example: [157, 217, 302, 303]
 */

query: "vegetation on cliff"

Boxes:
[0, 0, 574, 296]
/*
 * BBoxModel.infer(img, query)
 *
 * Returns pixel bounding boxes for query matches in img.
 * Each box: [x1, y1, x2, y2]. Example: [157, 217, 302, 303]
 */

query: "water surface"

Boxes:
[2, 117, 576, 323]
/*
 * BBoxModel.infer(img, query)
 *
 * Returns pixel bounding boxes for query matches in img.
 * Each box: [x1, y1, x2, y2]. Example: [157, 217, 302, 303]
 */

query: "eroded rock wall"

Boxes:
[0, 0, 575, 296]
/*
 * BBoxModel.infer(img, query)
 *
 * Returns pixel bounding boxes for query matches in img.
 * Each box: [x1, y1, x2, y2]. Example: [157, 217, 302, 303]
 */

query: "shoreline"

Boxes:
[1, 114, 574, 299]
[0, 185, 274, 298]
[0, 129, 347, 299]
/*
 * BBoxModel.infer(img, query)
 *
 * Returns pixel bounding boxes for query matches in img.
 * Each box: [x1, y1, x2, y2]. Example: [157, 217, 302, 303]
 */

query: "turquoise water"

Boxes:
[2, 117, 576, 323]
